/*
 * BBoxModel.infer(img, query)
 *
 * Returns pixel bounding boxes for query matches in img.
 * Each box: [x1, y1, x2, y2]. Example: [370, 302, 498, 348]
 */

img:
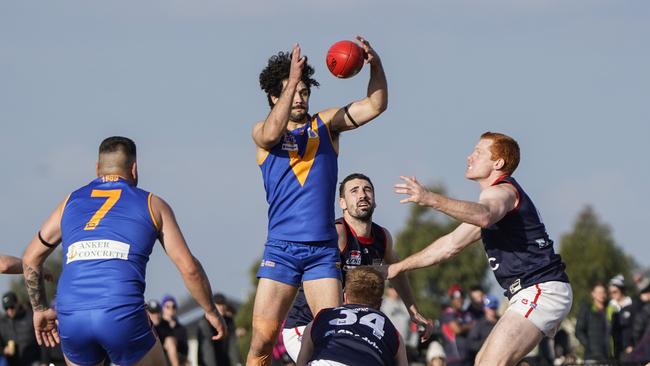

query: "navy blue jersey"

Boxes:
[310, 304, 399, 366]
[284, 219, 387, 329]
[481, 175, 569, 298]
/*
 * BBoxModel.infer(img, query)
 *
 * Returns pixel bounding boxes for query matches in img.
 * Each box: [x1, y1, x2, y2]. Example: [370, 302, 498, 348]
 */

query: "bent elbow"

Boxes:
[476, 214, 492, 229]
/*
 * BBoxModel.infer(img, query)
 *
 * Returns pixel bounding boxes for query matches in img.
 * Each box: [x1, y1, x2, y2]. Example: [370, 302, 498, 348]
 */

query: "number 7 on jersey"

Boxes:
[84, 189, 122, 230]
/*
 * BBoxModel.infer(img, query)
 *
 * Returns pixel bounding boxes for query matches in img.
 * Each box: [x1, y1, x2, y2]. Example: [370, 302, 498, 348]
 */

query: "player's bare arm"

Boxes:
[252, 43, 306, 150]
[23, 199, 65, 347]
[151, 195, 228, 340]
[323, 36, 387, 133]
[295, 322, 314, 366]
[395, 176, 518, 228]
[382, 229, 433, 341]
[387, 222, 481, 280]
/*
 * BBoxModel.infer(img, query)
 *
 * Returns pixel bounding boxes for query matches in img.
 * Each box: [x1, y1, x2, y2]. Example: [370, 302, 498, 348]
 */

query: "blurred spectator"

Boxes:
[147, 299, 179, 366]
[439, 284, 472, 366]
[197, 293, 236, 366]
[0, 292, 41, 366]
[162, 295, 189, 365]
[575, 283, 611, 362]
[426, 340, 446, 366]
[381, 285, 418, 352]
[608, 274, 634, 359]
[466, 285, 485, 321]
[633, 276, 650, 344]
[467, 294, 500, 361]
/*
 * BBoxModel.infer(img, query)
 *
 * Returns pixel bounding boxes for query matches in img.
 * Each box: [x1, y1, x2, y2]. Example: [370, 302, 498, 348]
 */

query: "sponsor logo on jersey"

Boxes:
[346, 250, 362, 266]
[66, 240, 130, 264]
[509, 278, 522, 295]
[281, 134, 298, 151]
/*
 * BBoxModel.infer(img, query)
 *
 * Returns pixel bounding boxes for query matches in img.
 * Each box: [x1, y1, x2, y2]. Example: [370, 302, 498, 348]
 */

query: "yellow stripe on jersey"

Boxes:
[147, 193, 160, 231]
[288, 118, 320, 186]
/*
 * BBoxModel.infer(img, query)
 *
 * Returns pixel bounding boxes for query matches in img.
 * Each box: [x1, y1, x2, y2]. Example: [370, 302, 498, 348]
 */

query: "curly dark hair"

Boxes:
[259, 51, 320, 108]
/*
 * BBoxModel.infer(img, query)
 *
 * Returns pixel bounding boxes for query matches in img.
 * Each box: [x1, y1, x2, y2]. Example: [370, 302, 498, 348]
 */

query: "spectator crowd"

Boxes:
[2, 273, 650, 366]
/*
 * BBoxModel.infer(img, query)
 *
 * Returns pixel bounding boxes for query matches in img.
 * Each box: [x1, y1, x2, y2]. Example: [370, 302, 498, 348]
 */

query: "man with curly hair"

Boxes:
[250, 36, 388, 366]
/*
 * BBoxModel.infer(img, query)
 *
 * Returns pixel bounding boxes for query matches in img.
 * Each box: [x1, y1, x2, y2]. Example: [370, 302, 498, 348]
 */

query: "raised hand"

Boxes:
[288, 43, 306, 84]
[355, 36, 379, 65]
[394, 176, 432, 206]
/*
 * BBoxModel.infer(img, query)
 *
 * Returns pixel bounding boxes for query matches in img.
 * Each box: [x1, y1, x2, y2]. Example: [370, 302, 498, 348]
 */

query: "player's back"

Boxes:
[310, 304, 400, 366]
[57, 175, 159, 312]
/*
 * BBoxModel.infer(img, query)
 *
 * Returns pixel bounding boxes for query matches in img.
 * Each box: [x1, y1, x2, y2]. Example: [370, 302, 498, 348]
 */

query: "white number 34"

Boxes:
[329, 309, 385, 338]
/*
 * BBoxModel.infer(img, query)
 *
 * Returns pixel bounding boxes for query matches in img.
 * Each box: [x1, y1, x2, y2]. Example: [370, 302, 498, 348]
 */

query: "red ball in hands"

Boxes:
[326, 40, 364, 79]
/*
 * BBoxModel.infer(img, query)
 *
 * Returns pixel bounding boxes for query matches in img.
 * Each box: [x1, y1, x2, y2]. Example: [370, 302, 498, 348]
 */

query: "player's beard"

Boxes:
[289, 108, 307, 122]
[349, 204, 374, 222]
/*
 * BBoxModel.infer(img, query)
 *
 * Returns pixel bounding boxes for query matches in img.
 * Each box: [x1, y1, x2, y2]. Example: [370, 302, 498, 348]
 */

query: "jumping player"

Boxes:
[387, 132, 572, 366]
[282, 173, 431, 361]
[296, 266, 408, 366]
[250, 37, 388, 365]
[22, 136, 227, 366]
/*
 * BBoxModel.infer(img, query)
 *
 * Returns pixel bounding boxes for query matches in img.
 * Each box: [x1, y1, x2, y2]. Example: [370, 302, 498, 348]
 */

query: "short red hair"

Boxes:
[481, 132, 520, 175]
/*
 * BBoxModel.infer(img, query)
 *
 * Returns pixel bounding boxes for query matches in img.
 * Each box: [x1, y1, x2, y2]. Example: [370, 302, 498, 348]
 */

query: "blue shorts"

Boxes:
[57, 304, 156, 366]
[256, 239, 341, 286]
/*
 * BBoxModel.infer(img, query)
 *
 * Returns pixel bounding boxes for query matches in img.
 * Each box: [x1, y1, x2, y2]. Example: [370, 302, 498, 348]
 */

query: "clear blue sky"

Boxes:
[1, 0, 648, 302]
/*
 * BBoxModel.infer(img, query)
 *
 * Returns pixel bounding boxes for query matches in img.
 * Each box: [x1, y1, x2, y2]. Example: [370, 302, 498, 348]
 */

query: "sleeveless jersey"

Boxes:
[57, 176, 159, 311]
[310, 304, 400, 366]
[284, 219, 387, 328]
[480, 175, 569, 298]
[258, 114, 338, 242]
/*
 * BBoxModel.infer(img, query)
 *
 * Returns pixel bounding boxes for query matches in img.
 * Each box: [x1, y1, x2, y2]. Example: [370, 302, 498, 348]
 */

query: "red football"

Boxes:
[326, 40, 365, 79]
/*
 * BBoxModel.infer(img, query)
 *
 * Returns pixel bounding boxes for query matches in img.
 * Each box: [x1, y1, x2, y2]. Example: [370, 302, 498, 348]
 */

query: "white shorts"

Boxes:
[282, 325, 306, 362]
[506, 281, 573, 337]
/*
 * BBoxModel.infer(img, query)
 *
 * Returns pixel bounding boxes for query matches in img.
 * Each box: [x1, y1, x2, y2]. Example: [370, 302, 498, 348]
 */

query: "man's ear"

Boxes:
[339, 196, 347, 211]
[494, 158, 505, 171]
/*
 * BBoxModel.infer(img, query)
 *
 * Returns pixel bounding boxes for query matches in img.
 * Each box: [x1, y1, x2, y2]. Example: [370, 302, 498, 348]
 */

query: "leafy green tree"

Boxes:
[393, 185, 489, 320]
[559, 206, 636, 316]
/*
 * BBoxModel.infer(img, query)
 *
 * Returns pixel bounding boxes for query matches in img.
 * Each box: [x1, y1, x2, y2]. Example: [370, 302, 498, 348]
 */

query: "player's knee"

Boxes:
[249, 316, 282, 354]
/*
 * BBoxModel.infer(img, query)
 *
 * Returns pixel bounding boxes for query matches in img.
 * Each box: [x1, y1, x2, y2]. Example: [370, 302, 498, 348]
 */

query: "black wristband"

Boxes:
[344, 104, 359, 128]
[38, 231, 58, 248]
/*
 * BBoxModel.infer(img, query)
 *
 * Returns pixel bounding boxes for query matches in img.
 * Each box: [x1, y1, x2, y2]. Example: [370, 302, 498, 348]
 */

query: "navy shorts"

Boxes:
[256, 239, 341, 286]
[57, 304, 156, 365]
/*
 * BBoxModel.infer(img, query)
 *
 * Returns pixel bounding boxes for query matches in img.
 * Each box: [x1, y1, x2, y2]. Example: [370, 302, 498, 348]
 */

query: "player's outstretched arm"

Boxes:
[152, 195, 228, 340]
[387, 223, 481, 279]
[23, 199, 65, 347]
[252, 43, 306, 149]
[325, 36, 387, 133]
[383, 230, 433, 342]
[395, 176, 517, 228]
[295, 322, 314, 366]
[0, 255, 23, 274]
